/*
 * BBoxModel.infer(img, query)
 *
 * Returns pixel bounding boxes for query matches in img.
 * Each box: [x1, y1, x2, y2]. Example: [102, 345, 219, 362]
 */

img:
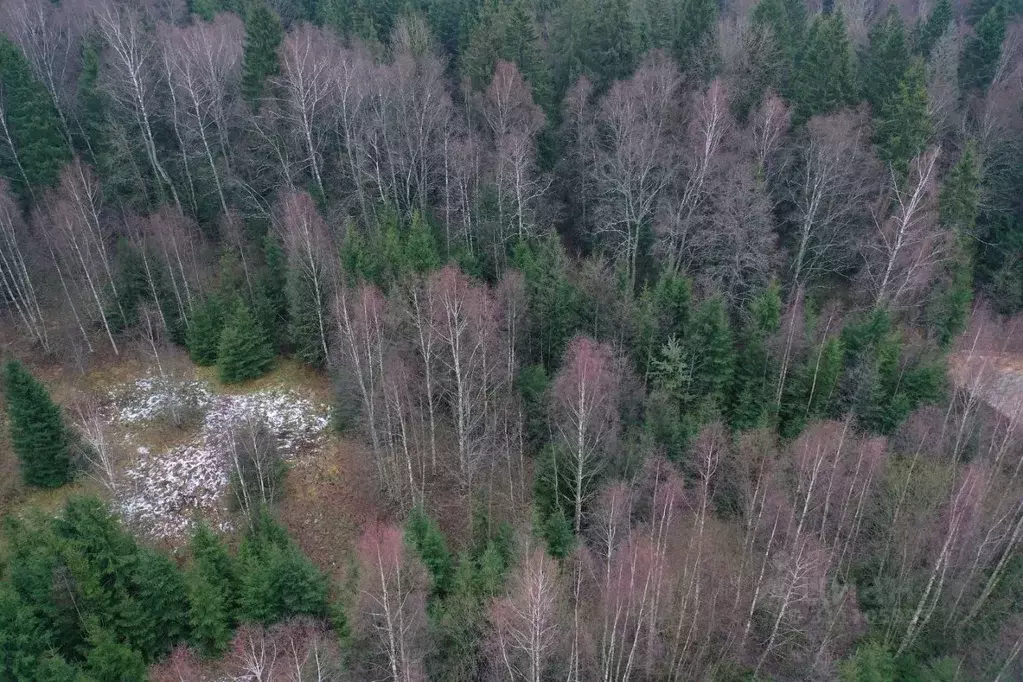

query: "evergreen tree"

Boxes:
[85, 629, 146, 682]
[404, 210, 442, 275]
[932, 147, 980, 346]
[875, 58, 932, 179]
[780, 336, 843, 438]
[538, 506, 575, 559]
[462, 0, 552, 106]
[3, 360, 73, 488]
[237, 509, 327, 624]
[634, 273, 691, 381]
[790, 12, 858, 123]
[0, 36, 70, 197]
[861, 5, 910, 112]
[241, 1, 283, 107]
[217, 301, 275, 383]
[840, 642, 896, 681]
[187, 295, 226, 366]
[129, 549, 190, 660]
[189, 522, 239, 616]
[76, 34, 108, 167]
[186, 570, 232, 657]
[959, 2, 1007, 94]
[405, 506, 454, 600]
[588, 0, 639, 90]
[687, 297, 735, 410]
[0, 584, 52, 681]
[916, 0, 953, 58]
[673, 0, 718, 64]
[729, 283, 781, 431]
[512, 236, 579, 370]
[255, 232, 290, 350]
[751, 0, 807, 78]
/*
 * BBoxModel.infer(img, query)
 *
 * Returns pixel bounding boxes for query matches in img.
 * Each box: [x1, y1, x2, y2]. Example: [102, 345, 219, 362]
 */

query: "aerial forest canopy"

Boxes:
[0, 0, 1022, 679]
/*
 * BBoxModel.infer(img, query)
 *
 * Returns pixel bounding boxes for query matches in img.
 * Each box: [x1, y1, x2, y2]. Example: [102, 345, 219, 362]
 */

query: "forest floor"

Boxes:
[0, 353, 382, 577]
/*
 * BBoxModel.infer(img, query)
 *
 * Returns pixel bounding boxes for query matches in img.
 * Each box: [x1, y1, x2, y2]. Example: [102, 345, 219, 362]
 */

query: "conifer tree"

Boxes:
[217, 301, 274, 383]
[85, 629, 147, 682]
[588, 0, 639, 90]
[405, 506, 454, 600]
[0, 584, 51, 681]
[512, 236, 579, 370]
[255, 233, 289, 350]
[404, 211, 442, 275]
[674, 0, 718, 64]
[76, 34, 108, 167]
[932, 147, 981, 346]
[237, 509, 327, 624]
[862, 6, 910, 112]
[241, 1, 283, 107]
[729, 283, 781, 431]
[130, 548, 191, 660]
[916, 0, 953, 58]
[687, 297, 735, 411]
[959, 2, 1007, 94]
[187, 295, 226, 366]
[791, 12, 858, 123]
[780, 336, 843, 438]
[3, 360, 73, 488]
[875, 58, 932, 178]
[751, 0, 807, 81]
[186, 570, 232, 657]
[0, 36, 70, 197]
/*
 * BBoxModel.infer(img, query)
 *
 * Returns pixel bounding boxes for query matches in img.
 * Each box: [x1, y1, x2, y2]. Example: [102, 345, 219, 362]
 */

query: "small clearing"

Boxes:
[108, 375, 330, 538]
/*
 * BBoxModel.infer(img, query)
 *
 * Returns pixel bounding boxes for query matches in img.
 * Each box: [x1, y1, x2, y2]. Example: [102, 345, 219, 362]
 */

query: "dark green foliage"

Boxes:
[875, 58, 931, 178]
[518, 364, 550, 453]
[861, 6, 909, 112]
[634, 273, 691, 383]
[187, 294, 226, 366]
[959, 2, 1007, 94]
[237, 509, 328, 624]
[0, 583, 52, 681]
[537, 506, 575, 559]
[462, 0, 552, 107]
[751, 0, 807, 78]
[779, 336, 843, 438]
[186, 524, 237, 656]
[405, 506, 454, 600]
[588, 0, 639, 90]
[186, 570, 232, 657]
[512, 236, 579, 370]
[729, 283, 781, 431]
[75, 34, 107, 167]
[33, 654, 80, 682]
[916, 0, 952, 58]
[254, 233, 290, 350]
[0, 36, 70, 198]
[3, 360, 72, 488]
[84, 629, 146, 682]
[673, 0, 718, 63]
[931, 148, 980, 346]
[839, 642, 896, 681]
[241, 1, 283, 107]
[790, 12, 858, 123]
[129, 549, 190, 660]
[217, 300, 275, 383]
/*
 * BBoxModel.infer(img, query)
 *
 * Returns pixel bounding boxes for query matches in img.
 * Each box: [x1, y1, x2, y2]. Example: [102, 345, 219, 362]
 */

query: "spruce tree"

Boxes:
[241, 1, 283, 107]
[254, 232, 289, 350]
[85, 629, 146, 682]
[187, 570, 232, 657]
[791, 12, 858, 123]
[588, 0, 639, 90]
[729, 283, 781, 431]
[932, 147, 981, 346]
[674, 0, 718, 64]
[916, 0, 953, 58]
[187, 295, 226, 366]
[3, 360, 73, 488]
[861, 5, 909, 112]
[959, 2, 1007, 94]
[0, 36, 70, 197]
[512, 236, 579, 370]
[875, 58, 932, 179]
[76, 34, 108, 166]
[405, 506, 454, 600]
[751, 0, 807, 78]
[0, 584, 51, 681]
[217, 301, 275, 383]
[237, 510, 327, 624]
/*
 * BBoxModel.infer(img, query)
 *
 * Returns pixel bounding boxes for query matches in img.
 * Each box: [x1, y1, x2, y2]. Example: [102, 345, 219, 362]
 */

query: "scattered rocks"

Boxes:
[111, 377, 330, 538]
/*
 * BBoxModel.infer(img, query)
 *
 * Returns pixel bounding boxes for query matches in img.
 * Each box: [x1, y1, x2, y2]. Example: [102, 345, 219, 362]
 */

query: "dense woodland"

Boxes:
[1, 0, 1023, 678]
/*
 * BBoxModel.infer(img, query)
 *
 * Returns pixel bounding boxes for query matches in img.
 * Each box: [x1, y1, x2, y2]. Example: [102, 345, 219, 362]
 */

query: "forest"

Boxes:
[0, 0, 1022, 678]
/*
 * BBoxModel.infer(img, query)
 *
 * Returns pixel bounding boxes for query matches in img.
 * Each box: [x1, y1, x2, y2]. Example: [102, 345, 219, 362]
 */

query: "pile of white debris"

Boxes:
[110, 376, 330, 538]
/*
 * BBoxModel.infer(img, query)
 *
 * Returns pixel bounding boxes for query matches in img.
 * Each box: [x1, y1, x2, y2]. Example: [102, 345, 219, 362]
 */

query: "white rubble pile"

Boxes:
[111, 376, 213, 424]
[111, 378, 330, 538]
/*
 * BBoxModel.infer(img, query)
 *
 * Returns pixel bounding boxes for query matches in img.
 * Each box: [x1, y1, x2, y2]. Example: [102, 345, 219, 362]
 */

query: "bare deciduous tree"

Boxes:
[553, 335, 621, 532]
[0, 179, 48, 348]
[356, 521, 428, 682]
